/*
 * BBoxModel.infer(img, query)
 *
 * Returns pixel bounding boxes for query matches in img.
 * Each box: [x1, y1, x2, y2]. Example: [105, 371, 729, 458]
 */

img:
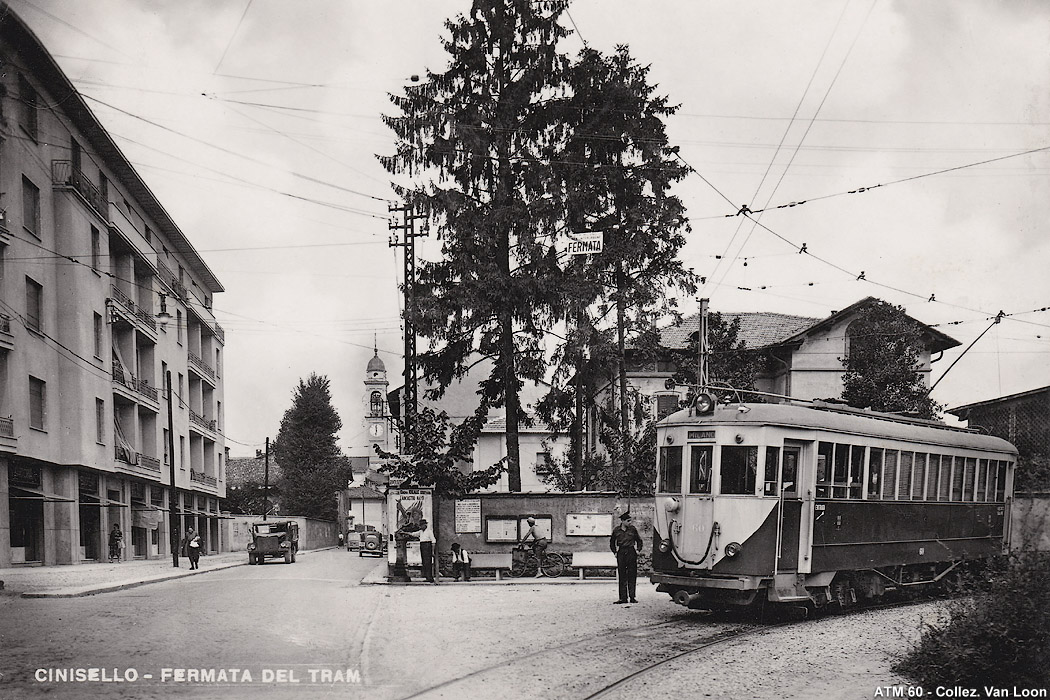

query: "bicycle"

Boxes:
[508, 544, 565, 578]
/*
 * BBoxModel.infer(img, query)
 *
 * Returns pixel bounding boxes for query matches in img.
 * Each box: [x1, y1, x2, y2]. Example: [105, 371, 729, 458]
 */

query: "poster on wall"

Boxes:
[566, 512, 613, 537]
[387, 488, 433, 565]
[454, 498, 482, 533]
[485, 517, 519, 542]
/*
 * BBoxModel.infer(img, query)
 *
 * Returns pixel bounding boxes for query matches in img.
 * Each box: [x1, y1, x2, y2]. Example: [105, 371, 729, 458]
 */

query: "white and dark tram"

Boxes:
[650, 396, 1017, 610]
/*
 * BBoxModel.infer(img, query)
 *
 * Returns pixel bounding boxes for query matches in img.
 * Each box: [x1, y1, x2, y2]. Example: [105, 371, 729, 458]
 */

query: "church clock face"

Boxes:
[369, 423, 384, 438]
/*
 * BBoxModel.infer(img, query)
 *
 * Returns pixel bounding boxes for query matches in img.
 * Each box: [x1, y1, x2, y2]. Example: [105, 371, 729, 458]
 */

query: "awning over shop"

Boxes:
[9, 485, 75, 502]
[79, 496, 130, 508]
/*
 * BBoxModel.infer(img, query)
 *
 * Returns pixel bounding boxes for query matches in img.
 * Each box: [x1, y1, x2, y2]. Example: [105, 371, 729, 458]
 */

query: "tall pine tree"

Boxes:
[272, 374, 351, 519]
[380, 0, 573, 491]
[544, 46, 695, 481]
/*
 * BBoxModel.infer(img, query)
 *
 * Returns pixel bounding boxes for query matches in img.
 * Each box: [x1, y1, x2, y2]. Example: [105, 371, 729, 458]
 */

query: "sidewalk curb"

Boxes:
[20, 560, 248, 599]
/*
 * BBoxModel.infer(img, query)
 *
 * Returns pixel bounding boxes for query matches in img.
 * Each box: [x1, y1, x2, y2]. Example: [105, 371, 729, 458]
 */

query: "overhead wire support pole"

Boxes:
[388, 199, 429, 452]
[928, 311, 1005, 394]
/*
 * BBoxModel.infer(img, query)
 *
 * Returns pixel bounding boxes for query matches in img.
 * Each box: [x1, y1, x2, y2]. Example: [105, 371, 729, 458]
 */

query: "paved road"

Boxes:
[0, 549, 918, 700]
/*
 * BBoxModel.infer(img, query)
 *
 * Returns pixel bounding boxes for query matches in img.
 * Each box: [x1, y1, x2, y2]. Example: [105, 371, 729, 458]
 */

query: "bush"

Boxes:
[893, 550, 1050, 687]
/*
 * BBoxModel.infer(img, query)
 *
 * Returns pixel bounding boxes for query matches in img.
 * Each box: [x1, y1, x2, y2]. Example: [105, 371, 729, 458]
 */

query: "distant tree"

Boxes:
[839, 300, 942, 419]
[272, 374, 351, 520]
[374, 405, 505, 499]
[221, 482, 274, 516]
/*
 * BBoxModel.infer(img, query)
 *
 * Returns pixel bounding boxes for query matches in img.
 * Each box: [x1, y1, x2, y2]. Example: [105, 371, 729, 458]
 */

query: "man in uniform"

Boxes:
[609, 511, 643, 604]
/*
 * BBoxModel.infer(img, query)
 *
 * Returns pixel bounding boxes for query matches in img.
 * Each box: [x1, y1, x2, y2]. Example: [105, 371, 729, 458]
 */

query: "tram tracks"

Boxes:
[400, 597, 936, 700]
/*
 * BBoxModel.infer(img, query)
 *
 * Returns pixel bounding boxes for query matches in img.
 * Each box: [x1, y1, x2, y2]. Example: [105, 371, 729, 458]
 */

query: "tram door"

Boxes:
[777, 444, 803, 570]
[679, 444, 716, 564]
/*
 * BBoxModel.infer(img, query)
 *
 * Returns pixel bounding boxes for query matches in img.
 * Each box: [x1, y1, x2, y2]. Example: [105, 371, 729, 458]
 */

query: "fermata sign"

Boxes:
[564, 231, 603, 256]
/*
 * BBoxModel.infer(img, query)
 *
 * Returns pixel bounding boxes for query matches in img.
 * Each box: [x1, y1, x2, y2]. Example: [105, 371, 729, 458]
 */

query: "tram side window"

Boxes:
[937, 455, 952, 501]
[763, 447, 780, 496]
[994, 462, 1008, 501]
[867, 448, 883, 500]
[720, 446, 757, 495]
[912, 453, 926, 500]
[817, 442, 833, 498]
[899, 452, 913, 501]
[976, 459, 989, 501]
[883, 451, 898, 499]
[926, 455, 940, 501]
[963, 457, 977, 501]
[849, 445, 864, 499]
[689, 446, 712, 494]
[951, 456, 965, 501]
[658, 446, 683, 493]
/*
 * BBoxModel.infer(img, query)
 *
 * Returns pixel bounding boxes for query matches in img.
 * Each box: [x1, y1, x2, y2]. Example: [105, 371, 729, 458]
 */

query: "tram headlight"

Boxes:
[659, 538, 673, 553]
[694, 392, 716, 415]
[724, 542, 742, 557]
[664, 497, 680, 513]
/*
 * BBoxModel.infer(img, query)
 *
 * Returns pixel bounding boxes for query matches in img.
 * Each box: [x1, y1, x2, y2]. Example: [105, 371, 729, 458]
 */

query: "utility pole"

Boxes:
[166, 371, 179, 568]
[388, 199, 428, 453]
[263, 436, 270, 521]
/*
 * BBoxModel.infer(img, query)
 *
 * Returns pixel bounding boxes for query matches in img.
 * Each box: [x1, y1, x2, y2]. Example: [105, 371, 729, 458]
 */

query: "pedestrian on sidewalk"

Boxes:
[186, 529, 202, 569]
[610, 511, 643, 604]
[450, 543, 471, 581]
[108, 523, 124, 562]
[418, 519, 436, 583]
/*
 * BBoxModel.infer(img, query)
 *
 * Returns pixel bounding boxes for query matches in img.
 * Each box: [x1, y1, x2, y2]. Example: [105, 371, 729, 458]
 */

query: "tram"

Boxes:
[650, 395, 1017, 610]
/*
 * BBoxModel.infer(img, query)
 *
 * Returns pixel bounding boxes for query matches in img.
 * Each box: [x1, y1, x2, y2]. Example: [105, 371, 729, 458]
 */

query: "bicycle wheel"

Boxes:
[540, 552, 565, 578]
[508, 554, 536, 578]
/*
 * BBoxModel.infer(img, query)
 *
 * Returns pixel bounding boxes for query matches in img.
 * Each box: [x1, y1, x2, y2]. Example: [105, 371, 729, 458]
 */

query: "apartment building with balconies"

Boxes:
[0, 5, 227, 566]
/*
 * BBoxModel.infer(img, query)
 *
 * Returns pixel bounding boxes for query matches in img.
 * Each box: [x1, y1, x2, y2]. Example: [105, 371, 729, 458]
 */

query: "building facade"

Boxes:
[0, 6, 226, 566]
[949, 386, 1050, 493]
[617, 296, 958, 428]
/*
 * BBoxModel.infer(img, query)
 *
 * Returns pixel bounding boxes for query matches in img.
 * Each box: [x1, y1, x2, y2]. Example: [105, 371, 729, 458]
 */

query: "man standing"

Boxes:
[418, 519, 436, 583]
[609, 511, 643, 604]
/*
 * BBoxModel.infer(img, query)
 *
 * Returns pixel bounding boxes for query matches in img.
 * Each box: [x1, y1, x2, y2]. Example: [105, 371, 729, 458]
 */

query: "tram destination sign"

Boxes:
[688, 430, 716, 440]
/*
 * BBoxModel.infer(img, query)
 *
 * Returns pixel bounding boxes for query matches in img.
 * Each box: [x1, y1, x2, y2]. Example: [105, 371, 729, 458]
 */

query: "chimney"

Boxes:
[255, 449, 264, 459]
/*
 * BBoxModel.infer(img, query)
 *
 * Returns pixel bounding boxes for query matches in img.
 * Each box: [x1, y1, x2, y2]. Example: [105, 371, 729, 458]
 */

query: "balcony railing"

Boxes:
[134, 307, 157, 332]
[112, 362, 159, 403]
[115, 444, 136, 464]
[0, 416, 14, 438]
[190, 469, 217, 487]
[189, 409, 217, 433]
[52, 160, 107, 220]
[157, 260, 188, 301]
[213, 322, 225, 345]
[188, 352, 216, 381]
[111, 284, 135, 311]
[136, 453, 161, 472]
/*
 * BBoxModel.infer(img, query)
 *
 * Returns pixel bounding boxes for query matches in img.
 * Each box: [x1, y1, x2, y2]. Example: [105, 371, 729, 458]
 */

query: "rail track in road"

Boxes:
[401, 597, 935, 700]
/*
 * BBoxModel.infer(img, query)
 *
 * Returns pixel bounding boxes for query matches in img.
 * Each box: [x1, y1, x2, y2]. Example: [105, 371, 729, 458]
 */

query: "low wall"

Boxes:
[434, 492, 654, 572]
[1012, 496, 1050, 551]
[222, 515, 338, 553]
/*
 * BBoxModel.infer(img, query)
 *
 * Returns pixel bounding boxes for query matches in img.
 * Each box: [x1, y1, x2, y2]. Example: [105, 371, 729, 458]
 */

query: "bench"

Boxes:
[469, 553, 513, 581]
[571, 551, 618, 579]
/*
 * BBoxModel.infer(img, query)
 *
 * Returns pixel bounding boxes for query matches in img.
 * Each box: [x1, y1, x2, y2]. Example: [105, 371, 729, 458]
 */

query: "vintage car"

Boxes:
[247, 520, 299, 564]
[359, 530, 386, 557]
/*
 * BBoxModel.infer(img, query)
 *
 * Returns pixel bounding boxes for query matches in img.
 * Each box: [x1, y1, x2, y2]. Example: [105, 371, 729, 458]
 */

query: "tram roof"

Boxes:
[660, 402, 1017, 455]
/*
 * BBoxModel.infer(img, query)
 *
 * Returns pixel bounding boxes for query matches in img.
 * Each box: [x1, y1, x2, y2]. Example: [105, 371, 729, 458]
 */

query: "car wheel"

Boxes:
[248, 553, 256, 565]
[284, 550, 292, 564]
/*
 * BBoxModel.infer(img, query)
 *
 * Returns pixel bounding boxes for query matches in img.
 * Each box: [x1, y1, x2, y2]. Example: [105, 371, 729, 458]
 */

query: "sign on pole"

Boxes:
[565, 231, 604, 256]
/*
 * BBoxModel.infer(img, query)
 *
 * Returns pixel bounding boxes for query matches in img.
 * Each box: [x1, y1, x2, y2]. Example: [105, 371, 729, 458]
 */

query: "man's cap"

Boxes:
[619, 512, 632, 521]
[527, 516, 535, 523]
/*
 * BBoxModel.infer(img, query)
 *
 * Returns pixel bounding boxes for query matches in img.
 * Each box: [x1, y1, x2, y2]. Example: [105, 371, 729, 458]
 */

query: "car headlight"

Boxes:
[280, 541, 290, 548]
[247, 544, 256, 551]
[724, 542, 742, 557]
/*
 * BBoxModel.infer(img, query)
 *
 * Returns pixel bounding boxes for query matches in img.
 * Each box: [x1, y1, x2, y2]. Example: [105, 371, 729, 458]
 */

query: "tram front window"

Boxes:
[720, 446, 757, 495]
[689, 446, 712, 494]
[659, 446, 683, 493]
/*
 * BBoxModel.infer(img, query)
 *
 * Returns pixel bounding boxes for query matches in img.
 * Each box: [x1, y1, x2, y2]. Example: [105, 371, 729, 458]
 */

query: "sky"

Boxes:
[10, 0, 1050, 456]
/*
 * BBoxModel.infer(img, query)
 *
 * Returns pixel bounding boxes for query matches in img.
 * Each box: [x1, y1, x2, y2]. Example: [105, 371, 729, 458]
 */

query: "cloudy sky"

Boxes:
[12, 0, 1050, 455]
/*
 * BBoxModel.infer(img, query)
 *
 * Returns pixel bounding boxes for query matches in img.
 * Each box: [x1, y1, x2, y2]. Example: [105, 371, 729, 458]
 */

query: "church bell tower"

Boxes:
[364, 345, 391, 464]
